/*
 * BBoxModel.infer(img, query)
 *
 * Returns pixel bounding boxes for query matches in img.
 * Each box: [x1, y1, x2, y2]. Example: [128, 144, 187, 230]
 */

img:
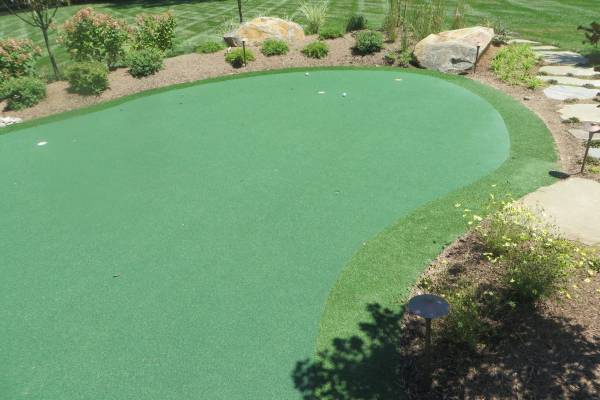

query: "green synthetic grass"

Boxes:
[0, 0, 597, 77]
[0, 68, 555, 399]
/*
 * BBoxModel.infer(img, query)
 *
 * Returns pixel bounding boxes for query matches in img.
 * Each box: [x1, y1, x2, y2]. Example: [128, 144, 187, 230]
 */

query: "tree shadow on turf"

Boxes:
[291, 302, 600, 399]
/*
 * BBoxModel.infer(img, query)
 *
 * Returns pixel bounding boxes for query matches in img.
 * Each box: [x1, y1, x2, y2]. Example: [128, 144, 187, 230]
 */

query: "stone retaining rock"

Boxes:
[224, 17, 305, 46]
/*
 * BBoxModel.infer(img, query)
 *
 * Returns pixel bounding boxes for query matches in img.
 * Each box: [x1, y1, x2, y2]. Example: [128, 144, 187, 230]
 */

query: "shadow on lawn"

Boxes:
[292, 302, 600, 399]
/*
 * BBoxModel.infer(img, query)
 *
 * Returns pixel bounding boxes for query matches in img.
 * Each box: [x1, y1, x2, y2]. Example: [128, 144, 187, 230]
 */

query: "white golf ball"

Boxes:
[342, 92, 347, 97]
[305, 72, 310, 76]
[37, 141, 47, 146]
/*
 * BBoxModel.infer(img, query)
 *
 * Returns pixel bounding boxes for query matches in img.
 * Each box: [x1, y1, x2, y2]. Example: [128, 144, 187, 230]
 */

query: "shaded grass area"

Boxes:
[0, 0, 596, 77]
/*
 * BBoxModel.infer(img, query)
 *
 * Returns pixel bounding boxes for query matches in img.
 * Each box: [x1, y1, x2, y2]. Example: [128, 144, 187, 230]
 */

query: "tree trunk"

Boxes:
[42, 26, 60, 80]
[237, 0, 243, 23]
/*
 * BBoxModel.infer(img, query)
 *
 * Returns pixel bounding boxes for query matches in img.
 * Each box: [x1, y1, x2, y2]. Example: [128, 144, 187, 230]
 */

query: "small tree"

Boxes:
[578, 22, 600, 47]
[1, 0, 64, 79]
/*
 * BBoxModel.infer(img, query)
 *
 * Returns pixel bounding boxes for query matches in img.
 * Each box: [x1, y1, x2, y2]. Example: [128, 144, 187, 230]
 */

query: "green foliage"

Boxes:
[490, 45, 541, 89]
[224, 48, 255, 67]
[485, 18, 512, 45]
[407, 0, 446, 42]
[298, 0, 329, 34]
[396, 49, 413, 67]
[133, 12, 177, 52]
[126, 47, 164, 77]
[383, 51, 397, 65]
[451, 0, 467, 30]
[382, 0, 400, 42]
[578, 22, 600, 47]
[354, 30, 385, 54]
[0, 76, 46, 110]
[318, 25, 344, 40]
[260, 39, 289, 56]
[442, 285, 487, 348]
[195, 40, 225, 54]
[0, 38, 41, 80]
[346, 14, 367, 32]
[65, 61, 109, 95]
[301, 40, 329, 58]
[61, 7, 129, 68]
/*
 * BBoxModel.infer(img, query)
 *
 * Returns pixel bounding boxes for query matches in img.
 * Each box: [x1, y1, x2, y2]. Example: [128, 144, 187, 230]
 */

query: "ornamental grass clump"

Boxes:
[298, 0, 329, 34]
[354, 30, 384, 54]
[302, 41, 328, 59]
[261, 39, 289, 56]
[0, 39, 41, 81]
[490, 44, 541, 89]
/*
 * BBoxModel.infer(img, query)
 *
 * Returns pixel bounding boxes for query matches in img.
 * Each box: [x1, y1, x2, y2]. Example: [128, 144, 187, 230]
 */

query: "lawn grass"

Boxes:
[0, 0, 597, 77]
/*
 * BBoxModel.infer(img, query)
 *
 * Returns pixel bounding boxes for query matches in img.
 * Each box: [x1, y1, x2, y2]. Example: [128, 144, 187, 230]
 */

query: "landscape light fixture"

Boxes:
[473, 44, 481, 73]
[580, 122, 600, 174]
[242, 38, 247, 66]
[407, 293, 450, 390]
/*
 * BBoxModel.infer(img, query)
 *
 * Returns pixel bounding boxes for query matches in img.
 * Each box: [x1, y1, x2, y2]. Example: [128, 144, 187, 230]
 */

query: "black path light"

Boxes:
[242, 38, 247, 67]
[407, 294, 450, 389]
[580, 122, 600, 174]
[473, 44, 481, 73]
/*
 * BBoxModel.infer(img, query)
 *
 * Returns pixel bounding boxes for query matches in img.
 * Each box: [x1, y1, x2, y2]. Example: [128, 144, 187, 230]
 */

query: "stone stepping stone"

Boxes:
[508, 39, 540, 45]
[544, 85, 599, 100]
[589, 147, 600, 160]
[538, 75, 600, 88]
[0, 116, 22, 128]
[532, 45, 559, 51]
[535, 51, 588, 65]
[539, 65, 600, 78]
[558, 104, 600, 123]
[569, 128, 600, 140]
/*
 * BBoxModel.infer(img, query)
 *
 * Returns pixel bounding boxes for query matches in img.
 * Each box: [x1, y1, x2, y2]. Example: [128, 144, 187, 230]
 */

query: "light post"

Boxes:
[580, 122, 600, 174]
[242, 38, 247, 67]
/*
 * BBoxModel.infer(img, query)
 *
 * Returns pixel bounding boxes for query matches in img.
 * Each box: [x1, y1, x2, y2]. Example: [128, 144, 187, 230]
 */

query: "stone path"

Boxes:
[522, 178, 600, 246]
[535, 50, 589, 65]
[539, 65, 600, 77]
[539, 75, 600, 88]
[544, 85, 599, 100]
[558, 104, 600, 123]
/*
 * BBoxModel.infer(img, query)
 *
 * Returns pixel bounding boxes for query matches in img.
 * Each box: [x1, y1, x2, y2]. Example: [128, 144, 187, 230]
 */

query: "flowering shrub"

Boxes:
[132, 12, 176, 52]
[0, 39, 41, 80]
[0, 76, 46, 110]
[61, 7, 129, 68]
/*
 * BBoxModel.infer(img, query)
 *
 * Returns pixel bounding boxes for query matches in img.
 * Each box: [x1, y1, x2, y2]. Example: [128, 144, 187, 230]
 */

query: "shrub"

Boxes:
[261, 39, 289, 56]
[133, 12, 177, 52]
[298, 0, 329, 35]
[61, 7, 129, 68]
[302, 41, 328, 59]
[127, 48, 164, 77]
[0, 76, 46, 110]
[485, 18, 512, 46]
[442, 285, 487, 348]
[354, 30, 384, 54]
[195, 40, 225, 54]
[397, 50, 413, 67]
[346, 14, 367, 32]
[578, 21, 600, 47]
[225, 48, 255, 67]
[0, 38, 41, 80]
[318, 25, 344, 40]
[490, 44, 541, 89]
[383, 51, 397, 65]
[65, 61, 109, 95]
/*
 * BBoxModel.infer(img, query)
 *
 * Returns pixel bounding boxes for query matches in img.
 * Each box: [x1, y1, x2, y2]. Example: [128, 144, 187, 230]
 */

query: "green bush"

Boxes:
[383, 51, 397, 65]
[127, 48, 164, 77]
[0, 76, 46, 110]
[354, 30, 385, 54]
[490, 44, 541, 89]
[195, 41, 225, 54]
[0, 38, 41, 80]
[578, 21, 600, 47]
[133, 12, 177, 52]
[61, 7, 129, 68]
[396, 50, 413, 67]
[225, 48, 255, 67]
[298, 0, 328, 34]
[302, 41, 329, 59]
[261, 39, 289, 56]
[346, 14, 367, 32]
[318, 26, 344, 40]
[442, 285, 487, 348]
[65, 61, 109, 95]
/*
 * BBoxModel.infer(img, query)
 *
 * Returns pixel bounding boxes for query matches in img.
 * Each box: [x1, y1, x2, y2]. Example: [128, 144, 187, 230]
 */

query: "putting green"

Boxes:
[0, 69, 554, 399]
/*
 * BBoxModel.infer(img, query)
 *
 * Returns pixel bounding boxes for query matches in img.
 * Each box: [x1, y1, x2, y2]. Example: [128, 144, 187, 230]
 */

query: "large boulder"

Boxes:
[224, 17, 305, 47]
[414, 26, 494, 73]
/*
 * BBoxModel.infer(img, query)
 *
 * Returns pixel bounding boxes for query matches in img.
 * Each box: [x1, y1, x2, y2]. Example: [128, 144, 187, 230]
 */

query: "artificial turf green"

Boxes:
[0, 68, 554, 399]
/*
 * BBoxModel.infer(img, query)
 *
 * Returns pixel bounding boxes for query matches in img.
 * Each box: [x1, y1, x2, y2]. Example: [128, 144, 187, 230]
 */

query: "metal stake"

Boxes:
[473, 45, 481, 73]
[242, 39, 247, 67]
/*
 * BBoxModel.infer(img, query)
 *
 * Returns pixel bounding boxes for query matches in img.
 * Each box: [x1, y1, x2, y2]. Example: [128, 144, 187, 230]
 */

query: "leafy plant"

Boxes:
[126, 47, 164, 77]
[0, 76, 46, 110]
[490, 44, 541, 89]
[396, 49, 413, 67]
[195, 40, 225, 54]
[65, 61, 108, 95]
[354, 30, 385, 54]
[383, 51, 397, 65]
[298, 0, 329, 35]
[225, 48, 255, 67]
[261, 38, 289, 56]
[61, 7, 129, 68]
[0, 38, 41, 80]
[318, 25, 344, 40]
[485, 18, 512, 46]
[382, 0, 400, 42]
[442, 285, 487, 348]
[407, 0, 446, 42]
[346, 14, 367, 32]
[451, 0, 467, 30]
[302, 40, 328, 58]
[578, 22, 600, 47]
[133, 12, 177, 52]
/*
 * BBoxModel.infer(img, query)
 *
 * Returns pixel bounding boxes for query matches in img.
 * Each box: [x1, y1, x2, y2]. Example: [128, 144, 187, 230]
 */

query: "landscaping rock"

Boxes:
[589, 147, 600, 160]
[538, 75, 600, 88]
[535, 51, 588, 65]
[569, 128, 595, 140]
[224, 17, 305, 46]
[413, 26, 494, 73]
[0, 116, 22, 128]
[558, 104, 600, 123]
[543, 85, 599, 100]
[522, 177, 600, 246]
[539, 65, 600, 78]
[532, 45, 559, 51]
[508, 39, 540, 45]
